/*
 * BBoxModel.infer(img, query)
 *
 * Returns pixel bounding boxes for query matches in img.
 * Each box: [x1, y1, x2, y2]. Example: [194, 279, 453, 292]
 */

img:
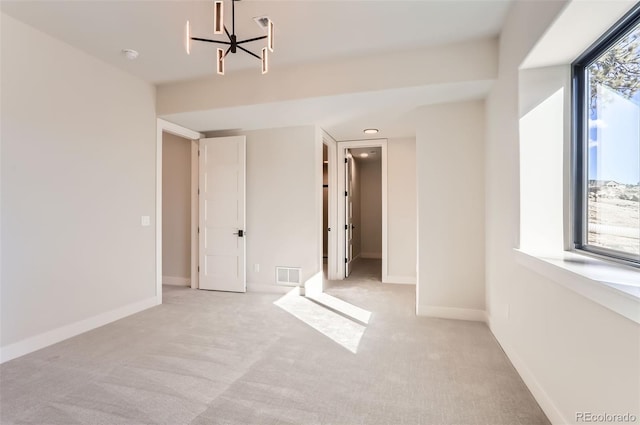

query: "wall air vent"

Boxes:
[276, 267, 301, 286]
[253, 16, 270, 29]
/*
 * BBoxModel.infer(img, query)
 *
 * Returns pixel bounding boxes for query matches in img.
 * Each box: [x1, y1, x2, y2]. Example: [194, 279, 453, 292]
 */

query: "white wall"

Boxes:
[387, 138, 417, 281]
[485, 1, 640, 423]
[1, 13, 157, 359]
[416, 101, 485, 318]
[359, 159, 382, 258]
[206, 126, 320, 288]
[162, 133, 191, 283]
[518, 65, 569, 254]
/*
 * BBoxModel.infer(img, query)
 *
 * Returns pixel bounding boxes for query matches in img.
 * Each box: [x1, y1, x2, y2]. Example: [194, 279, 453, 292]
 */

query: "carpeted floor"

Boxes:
[0, 259, 550, 425]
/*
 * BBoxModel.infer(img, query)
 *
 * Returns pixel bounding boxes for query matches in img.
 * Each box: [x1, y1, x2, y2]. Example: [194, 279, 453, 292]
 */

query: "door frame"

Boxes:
[336, 139, 389, 282]
[156, 119, 204, 304]
[322, 131, 339, 281]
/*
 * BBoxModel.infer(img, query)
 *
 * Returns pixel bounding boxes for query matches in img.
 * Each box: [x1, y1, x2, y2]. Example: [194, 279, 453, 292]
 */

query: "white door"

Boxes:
[345, 153, 354, 277]
[199, 136, 246, 292]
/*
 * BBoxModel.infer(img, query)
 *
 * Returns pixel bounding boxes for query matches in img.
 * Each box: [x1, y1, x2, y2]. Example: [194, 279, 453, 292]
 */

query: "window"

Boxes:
[573, 5, 640, 265]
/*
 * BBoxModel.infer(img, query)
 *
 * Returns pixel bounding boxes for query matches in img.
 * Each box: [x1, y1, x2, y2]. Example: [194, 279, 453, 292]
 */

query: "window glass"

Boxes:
[575, 13, 640, 263]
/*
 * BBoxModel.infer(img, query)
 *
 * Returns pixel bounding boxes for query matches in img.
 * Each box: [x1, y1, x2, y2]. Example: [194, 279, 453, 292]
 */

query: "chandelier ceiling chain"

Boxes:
[185, 0, 274, 75]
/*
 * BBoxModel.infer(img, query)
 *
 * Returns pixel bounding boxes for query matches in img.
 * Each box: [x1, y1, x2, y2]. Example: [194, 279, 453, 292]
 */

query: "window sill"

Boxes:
[514, 248, 640, 324]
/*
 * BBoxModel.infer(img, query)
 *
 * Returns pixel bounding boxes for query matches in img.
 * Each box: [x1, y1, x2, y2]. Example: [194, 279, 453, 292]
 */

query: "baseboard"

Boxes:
[247, 283, 298, 294]
[488, 317, 568, 425]
[383, 275, 416, 285]
[417, 305, 487, 322]
[0, 296, 158, 364]
[162, 276, 190, 286]
[360, 252, 382, 259]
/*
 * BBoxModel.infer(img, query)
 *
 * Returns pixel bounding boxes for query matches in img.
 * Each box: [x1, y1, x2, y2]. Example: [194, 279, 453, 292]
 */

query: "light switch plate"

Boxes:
[141, 216, 151, 226]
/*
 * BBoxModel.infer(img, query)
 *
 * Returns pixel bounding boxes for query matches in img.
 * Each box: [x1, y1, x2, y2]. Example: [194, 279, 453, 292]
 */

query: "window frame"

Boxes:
[572, 4, 640, 267]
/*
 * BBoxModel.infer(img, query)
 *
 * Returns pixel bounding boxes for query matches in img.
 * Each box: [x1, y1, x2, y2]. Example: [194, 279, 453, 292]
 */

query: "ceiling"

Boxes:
[349, 147, 382, 163]
[1, 0, 511, 84]
[2, 0, 512, 140]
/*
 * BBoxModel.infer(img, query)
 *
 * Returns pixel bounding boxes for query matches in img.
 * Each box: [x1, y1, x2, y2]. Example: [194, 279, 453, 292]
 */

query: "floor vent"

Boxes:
[276, 267, 301, 286]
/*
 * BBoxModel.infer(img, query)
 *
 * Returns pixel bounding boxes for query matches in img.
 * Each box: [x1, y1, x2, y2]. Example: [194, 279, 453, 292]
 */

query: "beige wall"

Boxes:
[162, 133, 191, 282]
[206, 126, 320, 287]
[359, 159, 382, 258]
[1, 13, 156, 351]
[387, 138, 417, 280]
[416, 100, 485, 315]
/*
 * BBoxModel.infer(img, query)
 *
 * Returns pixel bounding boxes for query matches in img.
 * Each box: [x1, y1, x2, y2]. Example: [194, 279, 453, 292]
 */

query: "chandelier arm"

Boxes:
[236, 35, 267, 45]
[232, 0, 235, 36]
[191, 37, 231, 46]
[237, 45, 262, 60]
[224, 46, 232, 58]
[224, 25, 231, 40]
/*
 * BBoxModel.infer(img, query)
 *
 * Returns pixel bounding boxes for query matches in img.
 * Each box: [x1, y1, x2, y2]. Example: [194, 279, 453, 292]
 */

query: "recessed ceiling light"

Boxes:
[363, 128, 379, 134]
[121, 49, 139, 60]
[360, 153, 369, 158]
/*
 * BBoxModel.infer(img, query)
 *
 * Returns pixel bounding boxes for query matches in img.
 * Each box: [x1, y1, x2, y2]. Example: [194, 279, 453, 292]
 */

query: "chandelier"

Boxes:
[185, 0, 274, 75]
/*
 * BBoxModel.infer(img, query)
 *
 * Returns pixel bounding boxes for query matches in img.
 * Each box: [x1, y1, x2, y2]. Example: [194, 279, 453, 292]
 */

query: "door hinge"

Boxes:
[198, 188, 200, 195]
[344, 158, 348, 163]
[345, 224, 348, 230]
[345, 258, 348, 263]
[198, 227, 200, 234]
[345, 191, 348, 197]
[198, 150, 200, 157]
[197, 266, 200, 272]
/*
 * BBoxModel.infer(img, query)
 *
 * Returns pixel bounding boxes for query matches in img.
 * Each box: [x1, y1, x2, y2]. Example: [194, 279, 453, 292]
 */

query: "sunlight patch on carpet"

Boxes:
[274, 289, 366, 354]
[305, 292, 371, 324]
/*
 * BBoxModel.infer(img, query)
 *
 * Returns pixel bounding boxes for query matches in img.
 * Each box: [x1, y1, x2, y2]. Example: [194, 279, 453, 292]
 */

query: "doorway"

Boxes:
[344, 147, 383, 280]
[323, 144, 329, 274]
[322, 133, 339, 283]
[337, 139, 388, 282]
[161, 132, 194, 289]
[156, 119, 202, 303]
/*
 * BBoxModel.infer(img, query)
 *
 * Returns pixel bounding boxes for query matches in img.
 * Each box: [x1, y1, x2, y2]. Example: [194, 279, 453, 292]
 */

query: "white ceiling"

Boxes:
[1, 0, 511, 84]
[2, 0, 511, 140]
[350, 147, 382, 163]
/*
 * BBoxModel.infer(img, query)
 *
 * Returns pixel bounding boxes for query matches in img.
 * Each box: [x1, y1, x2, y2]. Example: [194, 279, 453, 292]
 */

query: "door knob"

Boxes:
[233, 230, 244, 237]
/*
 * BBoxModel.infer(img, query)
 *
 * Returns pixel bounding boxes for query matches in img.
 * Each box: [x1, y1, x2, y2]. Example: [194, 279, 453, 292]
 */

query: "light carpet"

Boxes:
[0, 259, 550, 425]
